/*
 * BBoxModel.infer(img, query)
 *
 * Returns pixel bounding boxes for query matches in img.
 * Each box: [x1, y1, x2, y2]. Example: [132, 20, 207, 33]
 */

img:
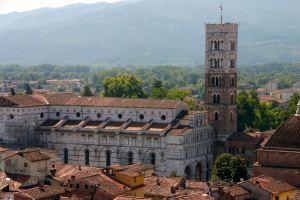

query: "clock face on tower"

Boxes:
[204, 23, 238, 142]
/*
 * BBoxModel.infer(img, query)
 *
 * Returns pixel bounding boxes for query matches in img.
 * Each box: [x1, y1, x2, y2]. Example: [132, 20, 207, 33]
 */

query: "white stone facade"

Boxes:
[0, 94, 214, 180]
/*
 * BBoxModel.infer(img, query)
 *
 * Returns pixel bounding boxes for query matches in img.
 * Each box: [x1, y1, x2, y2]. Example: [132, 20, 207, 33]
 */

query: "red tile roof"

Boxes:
[144, 176, 209, 198]
[249, 175, 295, 195]
[166, 192, 215, 200]
[14, 185, 66, 200]
[114, 196, 152, 200]
[264, 115, 300, 151]
[4, 149, 50, 162]
[65, 97, 185, 109]
[0, 93, 188, 110]
[222, 185, 249, 197]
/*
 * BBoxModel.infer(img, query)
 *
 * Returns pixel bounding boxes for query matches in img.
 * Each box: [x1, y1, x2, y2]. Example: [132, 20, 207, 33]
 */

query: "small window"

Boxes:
[97, 113, 101, 118]
[84, 184, 88, 189]
[56, 112, 60, 117]
[118, 113, 123, 119]
[76, 112, 81, 118]
[70, 184, 73, 188]
[40, 112, 44, 118]
[139, 114, 144, 120]
[214, 112, 219, 121]
[9, 114, 14, 120]
[24, 163, 28, 167]
[76, 184, 79, 189]
[161, 115, 166, 121]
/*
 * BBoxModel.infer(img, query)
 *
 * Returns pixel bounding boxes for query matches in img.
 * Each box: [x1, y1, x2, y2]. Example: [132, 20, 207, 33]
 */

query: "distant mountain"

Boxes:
[0, 0, 299, 65]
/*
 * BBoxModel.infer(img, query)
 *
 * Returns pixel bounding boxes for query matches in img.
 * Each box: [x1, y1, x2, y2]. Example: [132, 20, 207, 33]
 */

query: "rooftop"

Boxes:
[249, 175, 295, 195]
[14, 185, 66, 200]
[264, 115, 300, 151]
[4, 149, 50, 162]
[0, 93, 188, 110]
[222, 185, 249, 197]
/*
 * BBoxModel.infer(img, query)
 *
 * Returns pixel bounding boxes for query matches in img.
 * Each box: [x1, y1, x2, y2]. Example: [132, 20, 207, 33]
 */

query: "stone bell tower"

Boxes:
[204, 23, 238, 148]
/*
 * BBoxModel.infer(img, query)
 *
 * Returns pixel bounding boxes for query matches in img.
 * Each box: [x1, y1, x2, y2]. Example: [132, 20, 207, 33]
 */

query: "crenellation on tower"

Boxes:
[205, 23, 238, 146]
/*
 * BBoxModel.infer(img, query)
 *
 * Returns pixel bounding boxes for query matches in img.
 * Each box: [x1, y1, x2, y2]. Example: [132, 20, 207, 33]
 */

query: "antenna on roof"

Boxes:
[220, 0, 223, 24]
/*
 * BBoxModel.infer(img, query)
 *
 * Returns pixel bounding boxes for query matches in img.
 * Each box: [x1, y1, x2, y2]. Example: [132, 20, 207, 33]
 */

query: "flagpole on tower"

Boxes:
[220, 0, 223, 24]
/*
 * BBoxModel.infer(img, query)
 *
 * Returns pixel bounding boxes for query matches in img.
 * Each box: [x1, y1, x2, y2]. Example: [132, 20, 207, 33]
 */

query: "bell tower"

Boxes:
[204, 23, 238, 147]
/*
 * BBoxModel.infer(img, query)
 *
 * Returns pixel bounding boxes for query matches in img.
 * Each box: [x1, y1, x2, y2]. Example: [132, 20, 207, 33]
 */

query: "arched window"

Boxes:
[76, 112, 81, 118]
[214, 112, 219, 121]
[210, 59, 213, 68]
[217, 59, 220, 68]
[56, 112, 60, 117]
[217, 94, 221, 104]
[231, 95, 234, 104]
[214, 59, 218, 68]
[221, 59, 223, 68]
[106, 150, 111, 166]
[213, 94, 217, 104]
[150, 152, 156, 165]
[161, 115, 166, 121]
[64, 148, 68, 164]
[210, 41, 214, 50]
[127, 151, 133, 165]
[214, 41, 218, 50]
[211, 76, 215, 86]
[85, 149, 90, 165]
[118, 113, 123, 119]
[216, 77, 219, 86]
[230, 59, 235, 68]
[139, 114, 144, 120]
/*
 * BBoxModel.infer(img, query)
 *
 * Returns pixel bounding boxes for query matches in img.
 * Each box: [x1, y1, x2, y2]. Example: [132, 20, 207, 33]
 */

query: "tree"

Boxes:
[230, 156, 248, 182]
[103, 74, 146, 98]
[23, 83, 33, 94]
[212, 153, 248, 182]
[151, 87, 168, 99]
[166, 88, 192, 100]
[212, 153, 233, 181]
[152, 78, 163, 89]
[287, 93, 300, 115]
[82, 85, 93, 97]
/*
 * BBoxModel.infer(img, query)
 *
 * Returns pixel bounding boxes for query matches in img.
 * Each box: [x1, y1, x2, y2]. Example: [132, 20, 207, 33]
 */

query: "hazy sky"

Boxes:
[0, 0, 121, 14]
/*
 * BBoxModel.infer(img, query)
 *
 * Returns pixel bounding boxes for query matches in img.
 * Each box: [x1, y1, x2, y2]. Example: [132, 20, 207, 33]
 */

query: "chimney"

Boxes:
[156, 178, 161, 186]
[78, 165, 82, 171]
[180, 177, 186, 189]
[170, 186, 176, 194]
[39, 184, 45, 192]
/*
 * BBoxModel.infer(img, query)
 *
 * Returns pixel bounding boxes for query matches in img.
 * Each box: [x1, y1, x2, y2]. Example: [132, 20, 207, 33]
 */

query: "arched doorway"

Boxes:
[150, 152, 156, 166]
[127, 151, 133, 165]
[195, 163, 202, 180]
[106, 150, 111, 167]
[184, 165, 191, 179]
[64, 148, 68, 164]
[85, 149, 90, 165]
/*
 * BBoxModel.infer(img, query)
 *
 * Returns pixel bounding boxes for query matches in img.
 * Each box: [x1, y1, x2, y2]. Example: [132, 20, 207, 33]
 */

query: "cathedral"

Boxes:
[0, 93, 213, 180]
[0, 21, 238, 180]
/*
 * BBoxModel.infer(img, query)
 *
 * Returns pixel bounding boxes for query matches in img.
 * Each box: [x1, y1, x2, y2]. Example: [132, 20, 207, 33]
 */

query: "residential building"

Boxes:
[3, 149, 57, 187]
[218, 185, 250, 200]
[239, 175, 295, 200]
[144, 176, 210, 200]
[226, 131, 272, 175]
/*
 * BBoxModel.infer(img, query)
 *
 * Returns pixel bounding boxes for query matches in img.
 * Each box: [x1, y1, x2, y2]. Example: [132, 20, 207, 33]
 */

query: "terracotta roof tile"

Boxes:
[264, 116, 300, 151]
[249, 175, 295, 195]
[65, 97, 186, 109]
[114, 196, 152, 200]
[14, 185, 66, 200]
[222, 185, 249, 197]
[144, 176, 208, 198]
[4, 149, 50, 162]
